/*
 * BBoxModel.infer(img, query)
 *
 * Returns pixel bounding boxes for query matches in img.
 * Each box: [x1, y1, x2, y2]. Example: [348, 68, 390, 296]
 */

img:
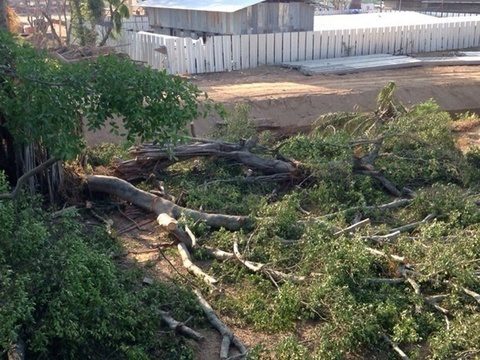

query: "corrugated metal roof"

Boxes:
[139, 0, 265, 12]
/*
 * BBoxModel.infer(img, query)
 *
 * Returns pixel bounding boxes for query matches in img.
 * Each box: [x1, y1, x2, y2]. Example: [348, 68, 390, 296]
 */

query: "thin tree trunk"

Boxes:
[0, 0, 8, 31]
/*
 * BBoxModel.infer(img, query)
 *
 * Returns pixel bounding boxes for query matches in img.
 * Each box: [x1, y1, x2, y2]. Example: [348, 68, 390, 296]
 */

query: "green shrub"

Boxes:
[83, 142, 131, 167]
[212, 103, 256, 142]
[379, 101, 463, 188]
[0, 173, 200, 359]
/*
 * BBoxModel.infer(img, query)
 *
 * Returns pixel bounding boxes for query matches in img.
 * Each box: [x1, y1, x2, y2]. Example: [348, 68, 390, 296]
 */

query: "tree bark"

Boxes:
[116, 141, 299, 181]
[87, 175, 249, 230]
[193, 289, 247, 360]
[0, 0, 7, 31]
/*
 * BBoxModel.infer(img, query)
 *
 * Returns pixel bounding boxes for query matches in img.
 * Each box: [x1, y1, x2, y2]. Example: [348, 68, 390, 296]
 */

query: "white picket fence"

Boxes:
[103, 17, 480, 75]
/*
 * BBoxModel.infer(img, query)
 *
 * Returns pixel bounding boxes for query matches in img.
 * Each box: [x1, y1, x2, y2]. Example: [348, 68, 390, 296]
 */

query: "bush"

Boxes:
[0, 172, 200, 359]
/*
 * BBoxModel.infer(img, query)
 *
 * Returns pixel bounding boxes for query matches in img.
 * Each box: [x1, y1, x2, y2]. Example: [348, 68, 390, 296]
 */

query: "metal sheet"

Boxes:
[139, 0, 265, 13]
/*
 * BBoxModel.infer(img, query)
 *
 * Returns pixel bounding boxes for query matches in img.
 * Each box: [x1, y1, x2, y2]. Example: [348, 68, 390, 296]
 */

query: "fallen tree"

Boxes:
[116, 140, 300, 182]
[87, 175, 249, 231]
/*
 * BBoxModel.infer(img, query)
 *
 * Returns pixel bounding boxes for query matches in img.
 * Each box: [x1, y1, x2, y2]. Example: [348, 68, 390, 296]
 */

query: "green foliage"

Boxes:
[429, 313, 480, 359]
[164, 159, 274, 216]
[179, 91, 479, 359]
[464, 147, 480, 187]
[409, 184, 480, 227]
[0, 31, 203, 160]
[380, 101, 463, 187]
[274, 337, 310, 360]
[212, 103, 256, 142]
[0, 173, 200, 359]
[83, 142, 131, 167]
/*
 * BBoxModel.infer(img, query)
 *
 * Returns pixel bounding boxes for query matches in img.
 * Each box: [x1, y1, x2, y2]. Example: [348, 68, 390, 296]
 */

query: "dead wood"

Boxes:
[233, 241, 305, 283]
[366, 247, 405, 263]
[382, 334, 410, 360]
[116, 141, 299, 181]
[87, 175, 249, 231]
[0, 157, 58, 200]
[159, 310, 205, 341]
[390, 214, 435, 233]
[367, 278, 405, 284]
[177, 242, 218, 286]
[365, 231, 401, 243]
[203, 246, 236, 261]
[462, 287, 480, 304]
[7, 339, 25, 360]
[193, 289, 247, 360]
[334, 218, 370, 237]
[319, 198, 412, 220]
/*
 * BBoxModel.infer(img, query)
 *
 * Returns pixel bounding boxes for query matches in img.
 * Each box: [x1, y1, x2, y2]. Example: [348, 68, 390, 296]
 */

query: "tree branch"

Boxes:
[0, 157, 58, 200]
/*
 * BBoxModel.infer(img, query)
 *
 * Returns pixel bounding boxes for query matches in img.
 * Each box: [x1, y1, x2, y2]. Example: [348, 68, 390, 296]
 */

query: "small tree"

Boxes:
[0, 31, 204, 198]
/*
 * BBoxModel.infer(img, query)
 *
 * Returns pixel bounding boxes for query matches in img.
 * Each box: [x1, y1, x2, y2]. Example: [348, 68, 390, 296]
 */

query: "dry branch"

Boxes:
[116, 141, 299, 181]
[366, 247, 405, 263]
[87, 175, 248, 231]
[462, 287, 480, 304]
[159, 310, 205, 341]
[203, 246, 236, 261]
[0, 157, 58, 200]
[334, 218, 371, 237]
[193, 289, 247, 360]
[7, 339, 25, 360]
[319, 198, 412, 220]
[177, 242, 218, 286]
[366, 231, 401, 243]
[382, 334, 410, 360]
[390, 214, 435, 233]
[233, 241, 305, 283]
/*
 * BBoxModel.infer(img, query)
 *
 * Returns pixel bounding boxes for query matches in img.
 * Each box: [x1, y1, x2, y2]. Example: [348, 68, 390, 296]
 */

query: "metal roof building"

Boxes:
[140, 0, 315, 37]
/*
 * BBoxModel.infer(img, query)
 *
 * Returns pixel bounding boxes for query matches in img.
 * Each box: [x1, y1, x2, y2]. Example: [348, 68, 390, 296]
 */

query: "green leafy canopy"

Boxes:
[0, 31, 204, 159]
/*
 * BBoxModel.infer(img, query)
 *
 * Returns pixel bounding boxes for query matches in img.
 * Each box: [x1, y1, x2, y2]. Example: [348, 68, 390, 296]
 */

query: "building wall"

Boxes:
[145, 2, 314, 35]
[385, 0, 480, 11]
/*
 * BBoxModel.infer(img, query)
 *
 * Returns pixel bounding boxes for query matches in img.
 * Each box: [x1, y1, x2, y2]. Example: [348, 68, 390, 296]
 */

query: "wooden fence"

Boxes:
[102, 16, 480, 75]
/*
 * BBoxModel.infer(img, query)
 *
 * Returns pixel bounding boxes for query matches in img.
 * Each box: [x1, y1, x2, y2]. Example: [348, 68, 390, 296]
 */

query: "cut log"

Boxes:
[157, 213, 194, 248]
[87, 175, 249, 231]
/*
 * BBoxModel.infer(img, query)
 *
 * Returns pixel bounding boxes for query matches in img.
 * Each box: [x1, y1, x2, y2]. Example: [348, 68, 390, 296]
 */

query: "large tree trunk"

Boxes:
[87, 175, 249, 230]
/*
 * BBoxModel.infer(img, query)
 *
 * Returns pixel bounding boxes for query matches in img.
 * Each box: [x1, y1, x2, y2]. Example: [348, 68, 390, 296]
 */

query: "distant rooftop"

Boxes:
[313, 11, 474, 30]
[139, 0, 265, 12]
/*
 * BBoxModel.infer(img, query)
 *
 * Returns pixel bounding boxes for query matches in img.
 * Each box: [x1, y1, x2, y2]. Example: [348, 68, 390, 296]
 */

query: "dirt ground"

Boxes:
[86, 64, 480, 144]
[188, 64, 480, 136]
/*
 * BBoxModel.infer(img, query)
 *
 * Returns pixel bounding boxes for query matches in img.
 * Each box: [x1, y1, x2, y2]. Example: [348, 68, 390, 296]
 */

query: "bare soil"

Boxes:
[187, 65, 480, 137]
[85, 64, 480, 144]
